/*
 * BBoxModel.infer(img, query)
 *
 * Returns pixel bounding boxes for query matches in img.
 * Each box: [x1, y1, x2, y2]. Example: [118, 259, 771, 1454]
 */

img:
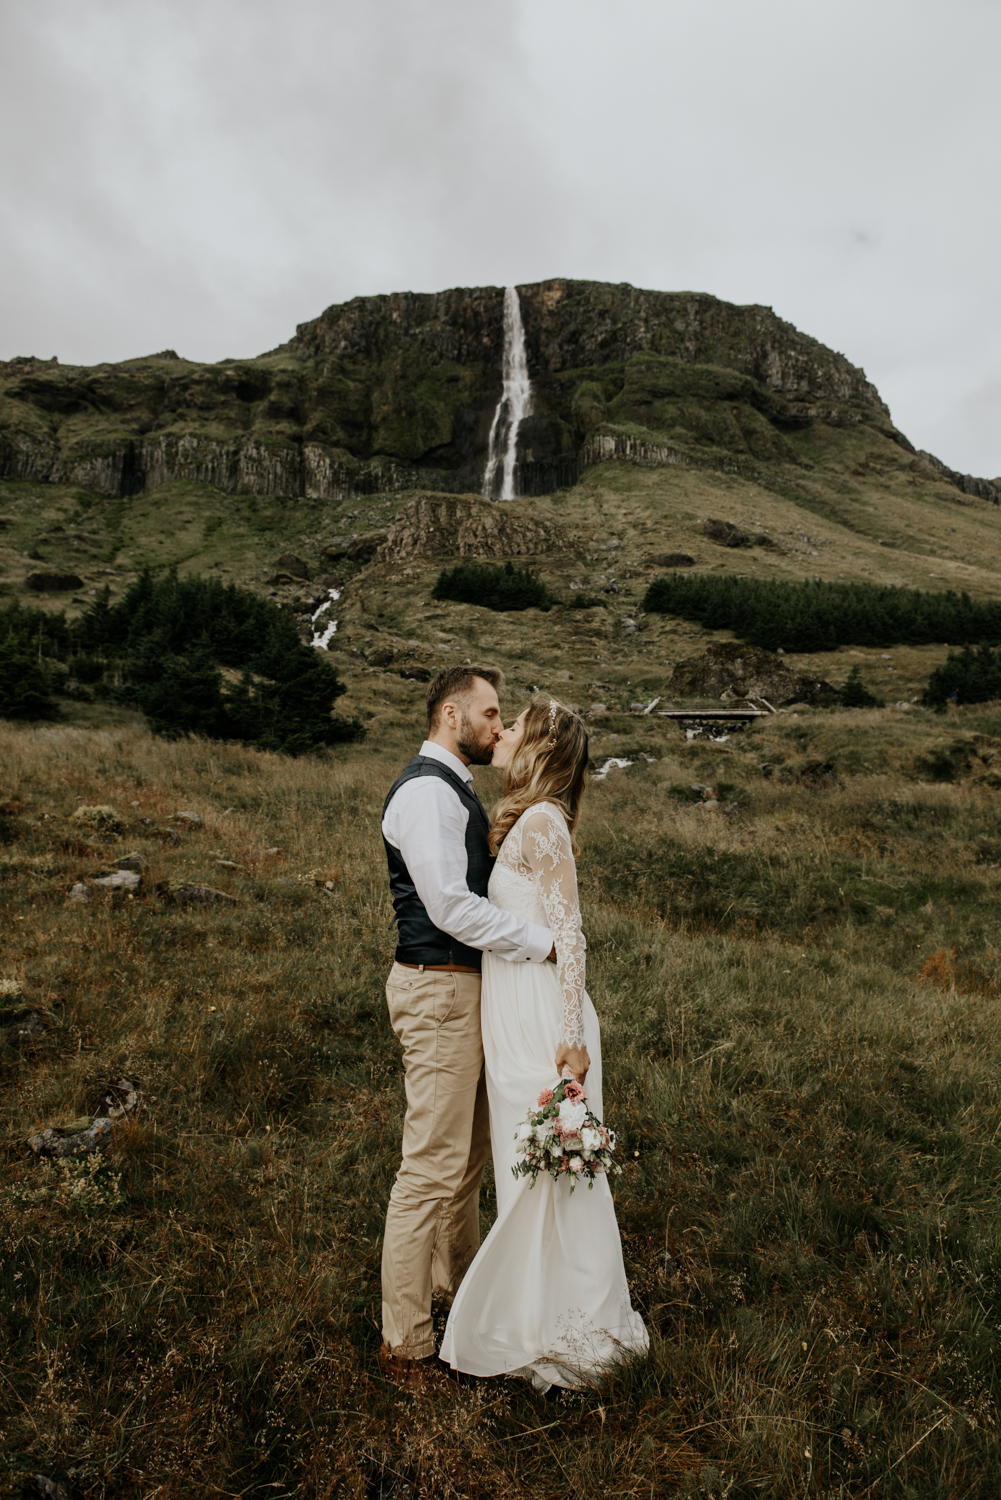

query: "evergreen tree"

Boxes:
[101, 574, 360, 752]
[643, 573, 1001, 652]
[840, 665, 879, 708]
[923, 644, 1001, 708]
[121, 634, 228, 739]
[0, 635, 59, 720]
[433, 561, 553, 612]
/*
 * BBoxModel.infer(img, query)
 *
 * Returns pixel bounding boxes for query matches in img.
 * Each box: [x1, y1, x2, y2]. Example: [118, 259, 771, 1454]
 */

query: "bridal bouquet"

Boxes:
[512, 1076, 621, 1195]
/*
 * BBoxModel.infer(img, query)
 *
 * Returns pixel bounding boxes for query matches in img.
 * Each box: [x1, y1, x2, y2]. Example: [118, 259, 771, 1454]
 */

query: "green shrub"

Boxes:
[571, 379, 607, 436]
[923, 643, 1001, 709]
[840, 665, 880, 708]
[643, 572, 1001, 652]
[432, 560, 553, 612]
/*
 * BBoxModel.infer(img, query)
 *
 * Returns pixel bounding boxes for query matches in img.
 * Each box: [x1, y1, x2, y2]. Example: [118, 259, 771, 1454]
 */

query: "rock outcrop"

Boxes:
[376, 493, 566, 563]
[669, 642, 835, 706]
[917, 450, 1001, 507]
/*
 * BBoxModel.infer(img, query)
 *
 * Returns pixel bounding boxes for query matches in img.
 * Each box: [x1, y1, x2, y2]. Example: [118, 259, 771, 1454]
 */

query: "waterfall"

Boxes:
[482, 286, 531, 502]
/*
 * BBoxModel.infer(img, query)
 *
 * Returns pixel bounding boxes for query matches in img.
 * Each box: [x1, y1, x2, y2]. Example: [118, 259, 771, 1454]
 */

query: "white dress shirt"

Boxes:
[382, 740, 554, 963]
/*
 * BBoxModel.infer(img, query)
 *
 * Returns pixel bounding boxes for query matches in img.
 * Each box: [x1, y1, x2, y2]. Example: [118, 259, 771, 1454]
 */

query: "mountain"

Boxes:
[3, 279, 994, 506]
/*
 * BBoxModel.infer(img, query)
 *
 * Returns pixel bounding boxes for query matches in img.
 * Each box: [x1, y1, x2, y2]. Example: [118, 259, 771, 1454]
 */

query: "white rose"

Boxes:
[580, 1126, 600, 1153]
[569, 1156, 585, 1173]
[558, 1099, 587, 1132]
[514, 1121, 534, 1146]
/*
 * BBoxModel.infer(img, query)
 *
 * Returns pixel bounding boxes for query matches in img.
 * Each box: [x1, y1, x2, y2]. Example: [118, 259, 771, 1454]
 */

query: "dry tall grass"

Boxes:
[2, 704, 1001, 1497]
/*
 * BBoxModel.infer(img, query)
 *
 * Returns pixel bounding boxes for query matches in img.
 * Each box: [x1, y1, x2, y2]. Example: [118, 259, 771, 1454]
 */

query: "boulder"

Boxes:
[702, 519, 752, 548]
[29, 1116, 114, 1158]
[274, 552, 310, 580]
[324, 532, 387, 565]
[376, 493, 565, 563]
[91, 1076, 142, 1120]
[174, 810, 204, 828]
[26, 570, 85, 591]
[668, 642, 835, 706]
[91, 870, 141, 894]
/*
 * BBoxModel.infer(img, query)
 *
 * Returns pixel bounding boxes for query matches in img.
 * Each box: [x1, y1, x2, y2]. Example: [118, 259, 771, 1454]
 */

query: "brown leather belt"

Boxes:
[398, 960, 481, 975]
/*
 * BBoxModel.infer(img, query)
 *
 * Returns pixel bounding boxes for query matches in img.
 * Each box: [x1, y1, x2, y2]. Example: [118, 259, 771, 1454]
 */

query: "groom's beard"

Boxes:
[456, 713, 496, 766]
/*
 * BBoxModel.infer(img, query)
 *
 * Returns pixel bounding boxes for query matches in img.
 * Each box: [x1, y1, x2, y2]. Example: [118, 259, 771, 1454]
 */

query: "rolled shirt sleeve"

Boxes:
[383, 776, 553, 962]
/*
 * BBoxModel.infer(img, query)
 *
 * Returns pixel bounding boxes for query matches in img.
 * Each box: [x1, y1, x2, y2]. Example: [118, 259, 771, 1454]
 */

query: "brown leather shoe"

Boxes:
[377, 1344, 452, 1393]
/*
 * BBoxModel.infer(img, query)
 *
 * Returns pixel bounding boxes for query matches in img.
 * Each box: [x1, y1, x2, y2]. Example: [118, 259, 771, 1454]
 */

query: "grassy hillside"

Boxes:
[3, 406, 1001, 717]
[3, 339, 1001, 1494]
[3, 699, 1001, 1497]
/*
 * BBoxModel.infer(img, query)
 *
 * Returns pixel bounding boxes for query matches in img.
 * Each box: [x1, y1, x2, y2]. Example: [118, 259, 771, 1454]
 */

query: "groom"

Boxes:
[379, 665, 555, 1386]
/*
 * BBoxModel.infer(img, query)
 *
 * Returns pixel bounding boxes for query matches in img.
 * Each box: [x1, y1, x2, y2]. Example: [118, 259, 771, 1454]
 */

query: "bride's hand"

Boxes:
[555, 1042, 590, 1086]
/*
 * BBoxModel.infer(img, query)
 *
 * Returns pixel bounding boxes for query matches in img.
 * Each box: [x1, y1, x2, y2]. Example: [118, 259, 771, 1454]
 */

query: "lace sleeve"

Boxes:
[519, 803, 587, 1049]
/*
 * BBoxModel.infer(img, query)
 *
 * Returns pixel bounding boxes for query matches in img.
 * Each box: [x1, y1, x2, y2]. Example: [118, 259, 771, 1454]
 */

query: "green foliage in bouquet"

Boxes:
[513, 1075, 621, 1195]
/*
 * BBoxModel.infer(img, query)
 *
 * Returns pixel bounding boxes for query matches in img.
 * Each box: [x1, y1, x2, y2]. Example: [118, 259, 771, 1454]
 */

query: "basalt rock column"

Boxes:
[482, 286, 531, 501]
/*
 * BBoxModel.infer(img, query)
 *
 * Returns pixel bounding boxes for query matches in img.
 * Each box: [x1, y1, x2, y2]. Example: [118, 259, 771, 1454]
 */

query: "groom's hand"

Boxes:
[546, 944, 557, 963]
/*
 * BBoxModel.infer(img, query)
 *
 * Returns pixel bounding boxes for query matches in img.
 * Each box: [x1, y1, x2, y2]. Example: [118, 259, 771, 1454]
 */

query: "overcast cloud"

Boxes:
[1, 0, 998, 475]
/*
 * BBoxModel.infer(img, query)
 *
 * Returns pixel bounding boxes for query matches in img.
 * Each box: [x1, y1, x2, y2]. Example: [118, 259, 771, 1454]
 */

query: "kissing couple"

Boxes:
[379, 665, 648, 1391]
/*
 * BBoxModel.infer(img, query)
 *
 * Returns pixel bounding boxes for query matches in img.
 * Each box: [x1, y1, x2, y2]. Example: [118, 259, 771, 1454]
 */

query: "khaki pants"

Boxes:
[381, 961, 490, 1359]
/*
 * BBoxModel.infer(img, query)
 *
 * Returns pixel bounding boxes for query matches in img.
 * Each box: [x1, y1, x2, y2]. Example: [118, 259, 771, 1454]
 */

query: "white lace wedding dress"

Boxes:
[440, 802, 648, 1390]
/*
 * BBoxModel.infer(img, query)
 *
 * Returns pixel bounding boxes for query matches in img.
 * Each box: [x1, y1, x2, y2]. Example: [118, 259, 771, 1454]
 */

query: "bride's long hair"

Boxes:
[489, 696, 589, 857]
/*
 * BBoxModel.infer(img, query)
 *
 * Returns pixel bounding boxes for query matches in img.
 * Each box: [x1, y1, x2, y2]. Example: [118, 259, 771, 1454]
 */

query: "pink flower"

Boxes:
[570, 1156, 585, 1173]
[537, 1087, 554, 1107]
[564, 1080, 585, 1103]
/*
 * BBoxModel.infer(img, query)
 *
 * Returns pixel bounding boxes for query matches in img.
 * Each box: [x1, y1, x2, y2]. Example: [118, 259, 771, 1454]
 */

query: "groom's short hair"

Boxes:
[427, 665, 504, 733]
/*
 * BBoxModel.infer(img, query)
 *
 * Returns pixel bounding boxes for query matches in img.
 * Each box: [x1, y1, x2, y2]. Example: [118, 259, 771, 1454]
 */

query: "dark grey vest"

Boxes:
[383, 754, 495, 970]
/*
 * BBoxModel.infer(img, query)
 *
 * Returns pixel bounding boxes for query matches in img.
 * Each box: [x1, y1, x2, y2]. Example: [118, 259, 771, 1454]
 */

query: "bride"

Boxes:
[440, 696, 649, 1390]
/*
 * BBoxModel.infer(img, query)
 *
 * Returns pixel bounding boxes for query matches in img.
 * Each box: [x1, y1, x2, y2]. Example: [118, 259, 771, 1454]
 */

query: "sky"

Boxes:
[1, 0, 999, 477]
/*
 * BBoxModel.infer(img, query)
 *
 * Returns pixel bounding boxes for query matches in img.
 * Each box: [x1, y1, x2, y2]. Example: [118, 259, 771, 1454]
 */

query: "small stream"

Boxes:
[310, 587, 341, 650]
[592, 757, 634, 782]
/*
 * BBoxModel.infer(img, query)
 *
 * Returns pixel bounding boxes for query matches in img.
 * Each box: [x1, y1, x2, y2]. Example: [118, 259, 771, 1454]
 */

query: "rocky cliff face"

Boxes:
[0, 279, 978, 506]
[375, 492, 567, 564]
